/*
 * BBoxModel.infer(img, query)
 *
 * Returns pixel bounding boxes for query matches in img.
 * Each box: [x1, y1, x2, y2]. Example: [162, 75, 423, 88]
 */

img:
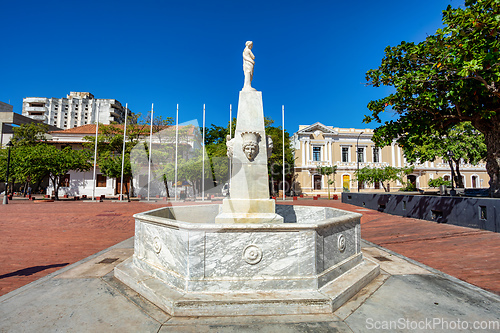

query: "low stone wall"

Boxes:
[342, 192, 499, 233]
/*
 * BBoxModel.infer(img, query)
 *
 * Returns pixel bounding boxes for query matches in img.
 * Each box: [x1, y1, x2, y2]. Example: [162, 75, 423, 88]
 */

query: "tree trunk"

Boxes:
[125, 182, 130, 201]
[51, 177, 59, 200]
[484, 128, 500, 197]
[453, 159, 464, 188]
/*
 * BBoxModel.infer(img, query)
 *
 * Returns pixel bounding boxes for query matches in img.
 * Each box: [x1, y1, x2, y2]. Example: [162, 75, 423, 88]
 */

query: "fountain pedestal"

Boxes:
[114, 41, 378, 317]
[114, 204, 379, 316]
[215, 90, 283, 224]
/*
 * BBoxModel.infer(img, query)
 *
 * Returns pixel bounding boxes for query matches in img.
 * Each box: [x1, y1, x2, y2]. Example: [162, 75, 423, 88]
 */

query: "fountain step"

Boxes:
[114, 257, 379, 317]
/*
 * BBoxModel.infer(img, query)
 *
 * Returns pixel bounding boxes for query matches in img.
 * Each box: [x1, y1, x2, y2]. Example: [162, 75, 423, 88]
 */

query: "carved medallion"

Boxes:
[337, 234, 346, 252]
[152, 236, 162, 253]
[243, 244, 263, 265]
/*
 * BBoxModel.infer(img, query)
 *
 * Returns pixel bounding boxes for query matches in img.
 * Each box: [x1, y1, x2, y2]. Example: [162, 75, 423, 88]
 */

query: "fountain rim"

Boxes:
[132, 204, 362, 231]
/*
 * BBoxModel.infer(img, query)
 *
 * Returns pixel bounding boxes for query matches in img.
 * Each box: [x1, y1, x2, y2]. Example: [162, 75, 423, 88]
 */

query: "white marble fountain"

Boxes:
[114, 41, 379, 316]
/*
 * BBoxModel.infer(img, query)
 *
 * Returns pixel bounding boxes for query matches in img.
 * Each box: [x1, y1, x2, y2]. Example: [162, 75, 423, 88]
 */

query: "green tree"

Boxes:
[201, 116, 294, 195]
[14, 145, 91, 200]
[403, 122, 486, 188]
[264, 118, 295, 196]
[365, 0, 500, 196]
[428, 177, 452, 188]
[355, 166, 413, 192]
[11, 123, 49, 147]
[83, 122, 167, 200]
[318, 165, 337, 199]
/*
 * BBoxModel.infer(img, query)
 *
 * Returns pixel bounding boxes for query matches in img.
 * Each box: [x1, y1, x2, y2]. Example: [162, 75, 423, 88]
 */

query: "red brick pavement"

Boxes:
[1, 198, 499, 297]
[0, 199, 203, 297]
[280, 199, 500, 296]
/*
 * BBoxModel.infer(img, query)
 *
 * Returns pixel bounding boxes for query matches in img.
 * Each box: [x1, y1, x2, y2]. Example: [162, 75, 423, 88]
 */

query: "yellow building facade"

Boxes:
[292, 123, 489, 195]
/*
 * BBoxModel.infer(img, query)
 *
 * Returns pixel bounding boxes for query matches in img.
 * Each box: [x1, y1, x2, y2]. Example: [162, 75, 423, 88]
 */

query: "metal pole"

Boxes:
[202, 104, 205, 201]
[356, 131, 364, 192]
[174, 104, 179, 201]
[148, 104, 153, 201]
[92, 105, 100, 201]
[282, 105, 285, 200]
[229, 104, 232, 195]
[2, 142, 12, 204]
[120, 103, 128, 201]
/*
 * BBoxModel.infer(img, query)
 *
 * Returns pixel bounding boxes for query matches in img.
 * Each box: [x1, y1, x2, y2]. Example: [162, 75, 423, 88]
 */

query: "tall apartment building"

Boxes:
[22, 92, 128, 129]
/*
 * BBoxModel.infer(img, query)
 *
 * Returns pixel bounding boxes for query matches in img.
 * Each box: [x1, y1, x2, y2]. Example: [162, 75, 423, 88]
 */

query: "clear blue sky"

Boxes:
[1, 0, 461, 134]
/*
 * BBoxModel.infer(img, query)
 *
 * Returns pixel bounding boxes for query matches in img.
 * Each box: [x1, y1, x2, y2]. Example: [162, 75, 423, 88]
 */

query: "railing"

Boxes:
[404, 162, 486, 169]
[25, 107, 47, 112]
[303, 160, 485, 170]
[305, 161, 389, 168]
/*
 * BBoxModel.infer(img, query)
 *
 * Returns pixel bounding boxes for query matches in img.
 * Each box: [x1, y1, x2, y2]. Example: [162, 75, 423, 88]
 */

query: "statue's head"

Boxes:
[241, 132, 260, 161]
[245, 41, 253, 49]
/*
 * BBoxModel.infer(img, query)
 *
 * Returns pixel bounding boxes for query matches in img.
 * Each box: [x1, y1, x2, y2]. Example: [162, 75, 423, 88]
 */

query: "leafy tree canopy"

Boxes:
[365, 0, 500, 196]
[355, 166, 413, 192]
[11, 122, 49, 147]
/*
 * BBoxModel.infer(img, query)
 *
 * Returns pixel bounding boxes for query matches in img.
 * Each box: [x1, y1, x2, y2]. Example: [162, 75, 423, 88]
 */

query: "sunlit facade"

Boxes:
[292, 122, 489, 195]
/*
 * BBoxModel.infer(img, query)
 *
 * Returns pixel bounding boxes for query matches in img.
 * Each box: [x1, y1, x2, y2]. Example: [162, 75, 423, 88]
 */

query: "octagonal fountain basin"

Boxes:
[114, 204, 379, 316]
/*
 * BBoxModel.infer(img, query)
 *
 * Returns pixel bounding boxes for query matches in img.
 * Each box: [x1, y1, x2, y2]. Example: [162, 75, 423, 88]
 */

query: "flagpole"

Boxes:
[282, 105, 285, 201]
[174, 104, 179, 201]
[229, 104, 232, 195]
[202, 104, 205, 201]
[147, 103, 153, 201]
[120, 103, 128, 201]
[92, 104, 100, 201]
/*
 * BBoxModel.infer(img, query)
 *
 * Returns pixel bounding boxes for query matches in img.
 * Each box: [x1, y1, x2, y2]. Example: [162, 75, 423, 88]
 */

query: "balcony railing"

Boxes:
[305, 161, 389, 168]
[25, 107, 47, 112]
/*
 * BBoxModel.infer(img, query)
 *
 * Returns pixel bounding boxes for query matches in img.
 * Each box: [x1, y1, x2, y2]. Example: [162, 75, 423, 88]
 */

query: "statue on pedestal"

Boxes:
[242, 41, 256, 91]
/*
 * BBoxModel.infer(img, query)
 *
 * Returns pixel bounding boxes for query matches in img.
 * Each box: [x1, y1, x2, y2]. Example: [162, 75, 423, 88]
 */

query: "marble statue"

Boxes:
[242, 41, 256, 91]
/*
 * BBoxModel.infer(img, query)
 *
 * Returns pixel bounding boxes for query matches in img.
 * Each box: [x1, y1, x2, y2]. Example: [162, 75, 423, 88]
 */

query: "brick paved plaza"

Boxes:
[1, 198, 499, 297]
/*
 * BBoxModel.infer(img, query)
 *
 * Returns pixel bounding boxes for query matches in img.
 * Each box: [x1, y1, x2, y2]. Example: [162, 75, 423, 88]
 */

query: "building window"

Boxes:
[342, 147, 349, 162]
[357, 147, 365, 163]
[97, 175, 107, 187]
[373, 147, 380, 163]
[313, 147, 321, 161]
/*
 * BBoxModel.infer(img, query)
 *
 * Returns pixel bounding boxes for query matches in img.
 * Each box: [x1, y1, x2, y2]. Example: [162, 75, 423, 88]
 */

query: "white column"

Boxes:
[391, 142, 396, 166]
[301, 140, 306, 166]
[397, 145, 402, 167]
[305, 140, 310, 164]
[325, 141, 328, 162]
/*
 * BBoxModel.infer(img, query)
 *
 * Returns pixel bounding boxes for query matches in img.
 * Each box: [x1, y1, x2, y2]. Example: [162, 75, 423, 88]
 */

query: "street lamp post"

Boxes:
[447, 150, 456, 196]
[356, 131, 364, 192]
[3, 141, 14, 205]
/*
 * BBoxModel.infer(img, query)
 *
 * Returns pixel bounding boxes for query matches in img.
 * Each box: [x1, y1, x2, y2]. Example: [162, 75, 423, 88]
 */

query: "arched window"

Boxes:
[472, 175, 478, 188]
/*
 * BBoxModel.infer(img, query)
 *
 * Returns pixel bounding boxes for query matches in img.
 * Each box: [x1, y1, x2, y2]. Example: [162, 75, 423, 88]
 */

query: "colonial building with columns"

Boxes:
[292, 122, 489, 195]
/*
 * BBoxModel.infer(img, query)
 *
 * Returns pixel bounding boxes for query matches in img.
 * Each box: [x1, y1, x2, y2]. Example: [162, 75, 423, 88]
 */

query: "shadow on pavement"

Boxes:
[0, 263, 69, 279]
